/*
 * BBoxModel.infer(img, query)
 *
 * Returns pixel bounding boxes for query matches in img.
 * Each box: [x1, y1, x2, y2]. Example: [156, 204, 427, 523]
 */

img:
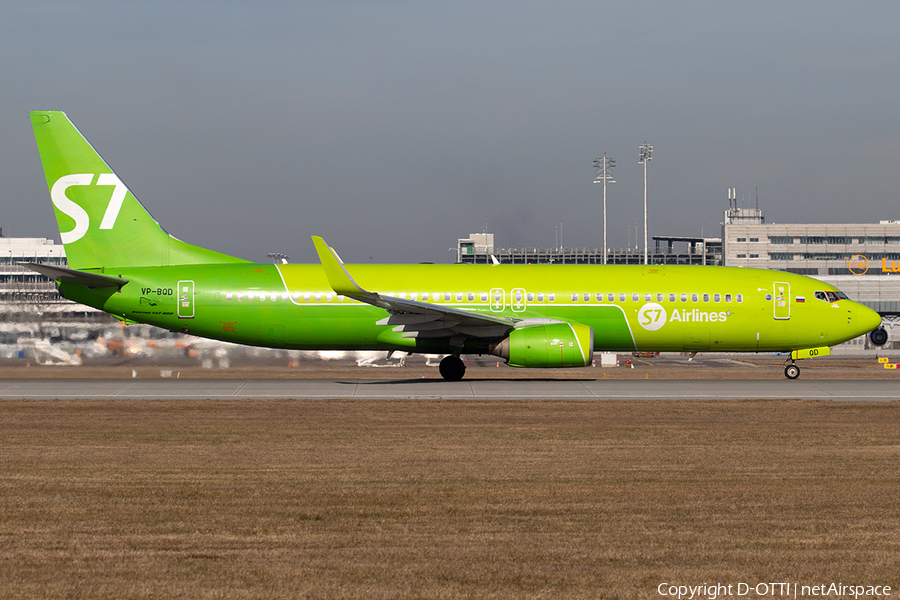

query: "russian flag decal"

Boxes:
[796, 296, 805, 303]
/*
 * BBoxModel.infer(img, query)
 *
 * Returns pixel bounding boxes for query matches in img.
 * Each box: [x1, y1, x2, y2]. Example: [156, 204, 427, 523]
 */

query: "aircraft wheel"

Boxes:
[784, 364, 800, 380]
[439, 355, 466, 381]
[869, 327, 888, 347]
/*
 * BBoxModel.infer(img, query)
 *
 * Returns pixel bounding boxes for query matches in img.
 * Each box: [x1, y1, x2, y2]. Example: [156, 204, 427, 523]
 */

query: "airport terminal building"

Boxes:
[0, 235, 112, 344]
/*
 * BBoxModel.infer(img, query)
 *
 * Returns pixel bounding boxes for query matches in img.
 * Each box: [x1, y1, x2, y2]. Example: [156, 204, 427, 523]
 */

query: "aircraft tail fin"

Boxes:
[30, 111, 249, 270]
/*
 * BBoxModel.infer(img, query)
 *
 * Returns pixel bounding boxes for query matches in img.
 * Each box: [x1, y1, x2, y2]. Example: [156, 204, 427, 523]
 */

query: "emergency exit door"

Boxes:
[177, 280, 195, 319]
[773, 281, 790, 320]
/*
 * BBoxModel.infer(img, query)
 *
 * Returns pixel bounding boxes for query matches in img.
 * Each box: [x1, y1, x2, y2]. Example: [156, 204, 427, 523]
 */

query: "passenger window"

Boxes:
[338, 295, 344, 301]
[572, 293, 578, 302]
[702, 293, 709, 302]
[549, 293, 556, 302]
[656, 293, 663, 302]
[669, 293, 676, 303]
[724, 294, 731, 303]
[259, 294, 265, 302]
[537, 293, 544, 302]
[237, 293, 244, 301]
[619, 293, 625, 302]
[410, 293, 418, 301]
[632, 293, 639, 302]
[681, 294, 687, 303]
[292, 293, 300, 301]
[468, 292, 475, 302]
[249, 293, 256, 301]
[454, 293, 461, 302]
[303, 294, 310, 301]
[315, 293, 322, 301]
[608, 293, 615, 302]
[736, 294, 743, 303]
[584, 293, 590, 302]
[596, 293, 603, 302]
[444, 293, 451, 302]
[480, 292, 488, 302]
[326, 293, 333, 301]
[691, 294, 699, 302]
[226, 292, 233, 301]
[644, 293, 651, 302]
[527, 293, 534, 302]
[714, 293, 721, 302]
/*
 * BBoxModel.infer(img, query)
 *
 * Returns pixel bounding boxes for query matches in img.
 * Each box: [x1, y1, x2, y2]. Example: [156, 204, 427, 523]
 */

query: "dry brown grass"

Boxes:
[2, 398, 899, 599]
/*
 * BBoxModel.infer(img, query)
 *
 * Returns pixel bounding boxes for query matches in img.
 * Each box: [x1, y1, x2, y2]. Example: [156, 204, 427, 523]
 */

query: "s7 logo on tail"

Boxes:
[51, 173, 128, 243]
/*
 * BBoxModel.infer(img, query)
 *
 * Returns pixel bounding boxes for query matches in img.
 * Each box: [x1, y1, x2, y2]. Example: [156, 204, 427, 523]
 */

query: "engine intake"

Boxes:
[869, 327, 889, 347]
[490, 322, 594, 368]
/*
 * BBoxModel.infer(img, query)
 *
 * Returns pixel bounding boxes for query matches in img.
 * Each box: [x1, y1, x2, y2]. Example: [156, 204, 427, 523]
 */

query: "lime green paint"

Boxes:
[30, 110, 885, 369]
[505, 322, 593, 368]
[31, 111, 247, 270]
[56, 261, 881, 355]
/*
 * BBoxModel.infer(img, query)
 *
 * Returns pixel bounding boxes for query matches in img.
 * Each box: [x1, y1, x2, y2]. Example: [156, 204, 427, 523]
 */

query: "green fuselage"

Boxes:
[61, 263, 879, 356]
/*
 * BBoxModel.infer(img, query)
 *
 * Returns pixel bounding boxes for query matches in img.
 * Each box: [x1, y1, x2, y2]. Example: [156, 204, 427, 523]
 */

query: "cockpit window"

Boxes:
[825, 291, 840, 302]
[835, 291, 849, 300]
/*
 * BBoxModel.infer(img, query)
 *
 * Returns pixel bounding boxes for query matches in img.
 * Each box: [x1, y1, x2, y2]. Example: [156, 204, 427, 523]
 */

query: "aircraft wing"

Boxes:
[312, 236, 516, 341]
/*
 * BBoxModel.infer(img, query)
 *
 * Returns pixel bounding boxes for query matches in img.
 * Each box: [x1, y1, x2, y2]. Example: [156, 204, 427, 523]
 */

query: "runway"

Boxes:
[1, 377, 898, 401]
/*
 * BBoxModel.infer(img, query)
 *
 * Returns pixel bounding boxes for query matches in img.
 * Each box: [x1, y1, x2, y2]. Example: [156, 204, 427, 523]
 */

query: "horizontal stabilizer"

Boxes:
[20, 263, 128, 289]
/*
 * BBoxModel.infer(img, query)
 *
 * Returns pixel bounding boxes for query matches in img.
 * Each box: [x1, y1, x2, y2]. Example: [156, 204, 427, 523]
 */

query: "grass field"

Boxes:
[2, 396, 899, 599]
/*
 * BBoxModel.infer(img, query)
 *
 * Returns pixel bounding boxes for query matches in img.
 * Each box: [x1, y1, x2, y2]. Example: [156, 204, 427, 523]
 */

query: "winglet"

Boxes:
[311, 236, 367, 296]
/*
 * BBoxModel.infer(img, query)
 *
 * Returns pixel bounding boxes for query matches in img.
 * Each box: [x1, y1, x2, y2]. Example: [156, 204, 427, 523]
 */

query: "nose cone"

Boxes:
[855, 303, 883, 336]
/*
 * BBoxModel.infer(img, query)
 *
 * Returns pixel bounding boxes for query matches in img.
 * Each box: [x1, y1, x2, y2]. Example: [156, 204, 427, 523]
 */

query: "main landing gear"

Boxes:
[439, 355, 466, 381]
[784, 361, 800, 380]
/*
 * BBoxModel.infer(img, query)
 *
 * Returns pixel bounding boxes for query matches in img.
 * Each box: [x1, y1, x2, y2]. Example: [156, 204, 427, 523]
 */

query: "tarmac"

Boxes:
[1, 377, 898, 402]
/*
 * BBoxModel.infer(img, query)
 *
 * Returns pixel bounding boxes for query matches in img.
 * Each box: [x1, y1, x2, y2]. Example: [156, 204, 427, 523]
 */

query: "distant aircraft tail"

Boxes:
[30, 111, 248, 270]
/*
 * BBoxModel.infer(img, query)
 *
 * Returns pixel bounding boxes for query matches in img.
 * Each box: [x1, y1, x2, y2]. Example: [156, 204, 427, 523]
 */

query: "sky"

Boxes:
[2, 1, 899, 264]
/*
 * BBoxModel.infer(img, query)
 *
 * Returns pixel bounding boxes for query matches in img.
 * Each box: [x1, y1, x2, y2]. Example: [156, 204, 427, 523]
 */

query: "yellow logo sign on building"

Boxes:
[848, 255, 869, 275]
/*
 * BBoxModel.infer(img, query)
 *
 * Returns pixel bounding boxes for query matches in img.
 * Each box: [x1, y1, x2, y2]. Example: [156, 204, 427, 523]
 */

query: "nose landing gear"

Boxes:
[784, 361, 800, 380]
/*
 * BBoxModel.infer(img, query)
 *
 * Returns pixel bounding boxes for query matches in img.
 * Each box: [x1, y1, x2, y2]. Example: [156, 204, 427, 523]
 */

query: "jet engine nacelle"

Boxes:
[490, 322, 594, 368]
[869, 327, 889, 347]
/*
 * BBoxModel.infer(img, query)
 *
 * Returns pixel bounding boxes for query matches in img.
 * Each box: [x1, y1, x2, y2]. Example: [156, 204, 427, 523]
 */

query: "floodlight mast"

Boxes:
[592, 153, 615, 265]
[638, 142, 653, 265]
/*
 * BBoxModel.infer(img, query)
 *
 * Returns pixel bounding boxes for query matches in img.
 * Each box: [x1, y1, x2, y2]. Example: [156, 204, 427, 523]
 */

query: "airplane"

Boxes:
[24, 111, 887, 381]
